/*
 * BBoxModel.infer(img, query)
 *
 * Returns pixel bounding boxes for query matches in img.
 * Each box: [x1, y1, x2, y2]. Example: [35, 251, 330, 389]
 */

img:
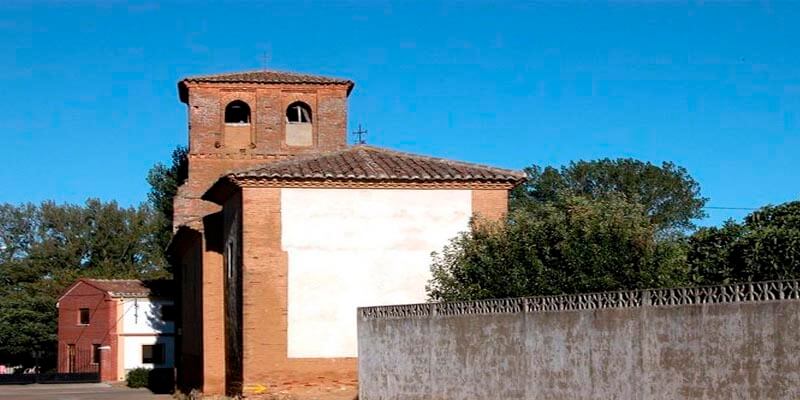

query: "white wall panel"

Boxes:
[282, 188, 472, 358]
[121, 335, 175, 370]
[120, 299, 174, 335]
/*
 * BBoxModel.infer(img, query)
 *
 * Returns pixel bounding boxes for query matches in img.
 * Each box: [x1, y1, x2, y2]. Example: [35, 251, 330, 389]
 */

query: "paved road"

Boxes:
[0, 383, 173, 400]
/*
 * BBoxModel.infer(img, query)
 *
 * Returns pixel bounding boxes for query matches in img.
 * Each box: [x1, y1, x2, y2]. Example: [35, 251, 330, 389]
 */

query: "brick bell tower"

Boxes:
[174, 70, 354, 227]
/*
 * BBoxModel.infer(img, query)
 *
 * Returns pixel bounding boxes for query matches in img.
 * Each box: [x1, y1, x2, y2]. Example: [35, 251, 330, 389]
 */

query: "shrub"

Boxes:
[127, 367, 150, 388]
[427, 196, 690, 301]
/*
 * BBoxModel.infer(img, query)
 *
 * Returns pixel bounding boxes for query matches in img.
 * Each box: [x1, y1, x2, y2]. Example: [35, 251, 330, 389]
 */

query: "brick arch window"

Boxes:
[284, 101, 313, 147]
[286, 101, 312, 124]
[225, 100, 251, 124]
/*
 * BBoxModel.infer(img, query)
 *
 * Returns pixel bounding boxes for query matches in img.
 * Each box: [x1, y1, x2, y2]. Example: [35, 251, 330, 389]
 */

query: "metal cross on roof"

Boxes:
[352, 124, 368, 144]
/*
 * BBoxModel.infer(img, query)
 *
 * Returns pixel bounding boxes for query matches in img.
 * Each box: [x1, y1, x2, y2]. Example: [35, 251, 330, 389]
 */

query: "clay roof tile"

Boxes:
[228, 145, 524, 184]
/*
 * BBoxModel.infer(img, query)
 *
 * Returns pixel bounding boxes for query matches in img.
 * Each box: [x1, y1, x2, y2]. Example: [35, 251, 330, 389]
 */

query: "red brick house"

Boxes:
[56, 279, 174, 382]
[167, 70, 524, 395]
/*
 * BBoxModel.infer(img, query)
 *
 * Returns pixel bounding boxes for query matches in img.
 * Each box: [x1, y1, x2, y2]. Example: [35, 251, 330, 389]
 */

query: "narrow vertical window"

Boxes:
[79, 308, 90, 325]
[226, 242, 234, 280]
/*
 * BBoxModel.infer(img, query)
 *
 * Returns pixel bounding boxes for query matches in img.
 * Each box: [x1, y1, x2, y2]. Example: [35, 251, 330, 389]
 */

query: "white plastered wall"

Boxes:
[282, 188, 472, 358]
[120, 299, 175, 335]
[119, 298, 175, 374]
[121, 335, 175, 371]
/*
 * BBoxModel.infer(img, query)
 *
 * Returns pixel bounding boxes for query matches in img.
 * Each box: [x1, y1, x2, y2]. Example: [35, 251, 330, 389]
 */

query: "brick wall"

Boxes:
[214, 185, 509, 394]
[235, 187, 357, 394]
[57, 282, 118, 381]
[184, 84, 348, 156]
[174, 83, 349, 230]
[201, 213, 226, 394]
[471, 189, 509, 222]
[189, 185, 509, 395]
[173, 80, 352, 395]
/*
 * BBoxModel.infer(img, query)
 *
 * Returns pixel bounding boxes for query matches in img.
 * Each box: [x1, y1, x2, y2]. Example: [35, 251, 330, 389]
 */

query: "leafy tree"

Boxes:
[685, 221, 744, 284]
[689, 201, 800, 284]
[0, 283, 59, 370]
[427, 196, 689, 301]
[512, 159, 707, 234]
[428, 158, 708, 301]
[146, 145, 189, 253]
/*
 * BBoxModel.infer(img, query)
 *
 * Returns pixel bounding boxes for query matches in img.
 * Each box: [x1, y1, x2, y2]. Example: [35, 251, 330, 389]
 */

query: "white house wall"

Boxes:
[121, 335, 175, 371]
[281, 188, 472, 358]
[120, 299, 174, 334]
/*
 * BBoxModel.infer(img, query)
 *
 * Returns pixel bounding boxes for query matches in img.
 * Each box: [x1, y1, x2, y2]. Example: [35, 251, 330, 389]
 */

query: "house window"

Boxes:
[285, 101, 312, 123]
[91, 344, 101, 364]
[142, 344, 165, 364]
[78, 308, 90, 325]
[224, 100, 250, 124]
[161, 305, 175, 322]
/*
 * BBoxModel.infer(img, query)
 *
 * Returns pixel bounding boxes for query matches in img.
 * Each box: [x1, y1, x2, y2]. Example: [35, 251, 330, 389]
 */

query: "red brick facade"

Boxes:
[173, 81, 351, 228]
[57, 281, 118, 381]
[170, 71, 520, 396]
[172, 74, 353, 395]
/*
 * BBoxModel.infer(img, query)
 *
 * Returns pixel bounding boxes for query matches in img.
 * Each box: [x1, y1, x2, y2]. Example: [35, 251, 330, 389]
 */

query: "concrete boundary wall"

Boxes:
[357, 280, 800, 399]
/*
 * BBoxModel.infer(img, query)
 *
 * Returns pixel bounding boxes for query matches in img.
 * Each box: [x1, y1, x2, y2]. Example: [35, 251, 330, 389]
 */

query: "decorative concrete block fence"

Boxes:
[358, 280, 800, 399]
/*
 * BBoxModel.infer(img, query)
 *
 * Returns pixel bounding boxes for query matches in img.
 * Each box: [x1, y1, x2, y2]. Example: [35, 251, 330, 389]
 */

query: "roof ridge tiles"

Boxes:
[178, 69, 355, 102]
[225, 145, 525, 183]
[180, 69, 353, 86]
[203, 145, 526, 204]
[358, 145, 522, 176]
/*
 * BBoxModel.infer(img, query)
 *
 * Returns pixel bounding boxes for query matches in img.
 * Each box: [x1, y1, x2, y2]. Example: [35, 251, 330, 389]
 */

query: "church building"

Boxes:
[167, 70, 524, 395]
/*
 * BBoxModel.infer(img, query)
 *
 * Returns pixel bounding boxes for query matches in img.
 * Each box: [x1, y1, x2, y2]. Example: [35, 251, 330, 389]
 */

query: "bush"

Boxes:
[427, 196, 690, 301]
[127, 367, 150, 388]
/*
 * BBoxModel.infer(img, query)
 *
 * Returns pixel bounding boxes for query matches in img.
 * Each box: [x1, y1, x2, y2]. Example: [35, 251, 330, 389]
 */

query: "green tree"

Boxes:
[512, 159, 707, 233]
[0, 283, 60, 370]
[689, 201, 800, 284]
[427, 196, 689, 301]
[146, 145, 189, 254]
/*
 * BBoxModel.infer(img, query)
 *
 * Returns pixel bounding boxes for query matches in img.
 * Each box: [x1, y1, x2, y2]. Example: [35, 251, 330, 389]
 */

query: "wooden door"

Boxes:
[67, 344, 76, 373]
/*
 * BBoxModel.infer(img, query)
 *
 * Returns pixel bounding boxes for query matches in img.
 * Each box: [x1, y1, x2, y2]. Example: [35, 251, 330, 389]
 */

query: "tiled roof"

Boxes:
[227, 145, 525, 184]
[81, 279, 172, 298]
[182, 70, 353, 86]
[178, 70, 354, 101]
[178, 70, 354, 102]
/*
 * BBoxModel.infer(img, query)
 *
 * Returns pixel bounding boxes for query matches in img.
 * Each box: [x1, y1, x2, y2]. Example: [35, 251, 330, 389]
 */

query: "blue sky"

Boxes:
[1, 1, 798, 226]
